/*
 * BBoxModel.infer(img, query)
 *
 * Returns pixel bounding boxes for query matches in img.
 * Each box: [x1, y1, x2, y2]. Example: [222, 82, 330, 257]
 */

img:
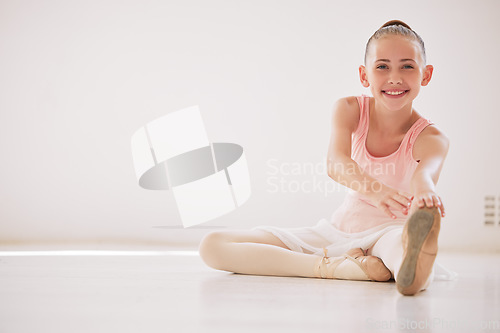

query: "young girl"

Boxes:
[199, 20, 449, 296]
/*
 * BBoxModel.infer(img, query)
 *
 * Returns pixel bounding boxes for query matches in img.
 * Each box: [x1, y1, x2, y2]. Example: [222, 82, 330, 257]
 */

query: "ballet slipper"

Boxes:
[315, 248, 391, 282]
[396, 205, 441, 296]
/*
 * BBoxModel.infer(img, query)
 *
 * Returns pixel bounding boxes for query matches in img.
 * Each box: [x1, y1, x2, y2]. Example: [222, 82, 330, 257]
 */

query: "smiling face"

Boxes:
[359, 35, 433, 112]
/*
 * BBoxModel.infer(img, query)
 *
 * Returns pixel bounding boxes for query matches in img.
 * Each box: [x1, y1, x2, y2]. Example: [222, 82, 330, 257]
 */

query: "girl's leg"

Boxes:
[367, 228, 404, 279]
[368, 207, 440, 292]
[198, 230, 322, 278]
[199, 229, 392, 281]
[368, 200, 423, 278]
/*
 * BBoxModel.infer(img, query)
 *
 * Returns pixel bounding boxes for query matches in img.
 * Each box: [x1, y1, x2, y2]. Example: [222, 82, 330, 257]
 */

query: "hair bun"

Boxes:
[380, 20, 412, 30]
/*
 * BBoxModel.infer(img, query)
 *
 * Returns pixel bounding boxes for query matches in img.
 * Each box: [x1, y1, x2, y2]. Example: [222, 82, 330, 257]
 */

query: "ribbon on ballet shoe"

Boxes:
[315, 247, 385, 281]
[333, 254, 372, 281]
[315, 248, 331, 278]
[315, 248, 361, 280]
[322, 248, 329, 262]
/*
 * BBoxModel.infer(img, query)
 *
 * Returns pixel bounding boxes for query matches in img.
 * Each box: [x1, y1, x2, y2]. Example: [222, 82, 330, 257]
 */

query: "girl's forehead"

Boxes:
[369, 36, 423, 62]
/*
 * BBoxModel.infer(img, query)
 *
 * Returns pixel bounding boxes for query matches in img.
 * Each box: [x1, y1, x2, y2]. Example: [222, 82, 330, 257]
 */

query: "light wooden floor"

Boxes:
[0, 250, 499, 333]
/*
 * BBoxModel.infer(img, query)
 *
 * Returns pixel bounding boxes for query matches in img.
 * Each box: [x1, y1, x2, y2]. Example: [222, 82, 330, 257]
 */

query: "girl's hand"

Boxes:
[369, 185, 413, 219]
[412, 191, 446, 218]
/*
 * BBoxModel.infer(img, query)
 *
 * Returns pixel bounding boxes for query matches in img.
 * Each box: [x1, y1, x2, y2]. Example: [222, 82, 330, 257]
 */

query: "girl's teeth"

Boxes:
[385, 91, 405, 95]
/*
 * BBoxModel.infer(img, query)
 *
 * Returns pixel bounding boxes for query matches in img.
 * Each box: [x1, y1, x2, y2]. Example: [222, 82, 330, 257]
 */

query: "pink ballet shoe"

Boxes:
[315, 248, 391, 282]
[397, 205, 441, 296]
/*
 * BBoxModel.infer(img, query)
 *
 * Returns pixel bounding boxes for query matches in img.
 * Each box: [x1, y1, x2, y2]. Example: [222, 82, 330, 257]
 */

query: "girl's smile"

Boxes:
[382, 89, 410, 98]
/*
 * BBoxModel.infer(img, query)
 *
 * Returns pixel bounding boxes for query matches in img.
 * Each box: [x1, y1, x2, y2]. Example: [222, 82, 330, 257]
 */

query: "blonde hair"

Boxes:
[364, 20, 426, 64]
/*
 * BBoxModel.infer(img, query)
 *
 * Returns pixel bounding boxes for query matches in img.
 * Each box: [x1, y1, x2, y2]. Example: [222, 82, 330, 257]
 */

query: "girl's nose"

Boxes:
[388, 75, 402, 85]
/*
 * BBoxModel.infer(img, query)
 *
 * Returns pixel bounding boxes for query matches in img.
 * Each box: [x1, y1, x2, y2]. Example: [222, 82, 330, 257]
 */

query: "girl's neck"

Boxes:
[370, 97, 419, 135]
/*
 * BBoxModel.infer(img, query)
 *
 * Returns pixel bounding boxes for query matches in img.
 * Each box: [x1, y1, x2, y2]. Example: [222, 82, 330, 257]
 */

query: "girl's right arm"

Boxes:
[326, 97, 412, 219]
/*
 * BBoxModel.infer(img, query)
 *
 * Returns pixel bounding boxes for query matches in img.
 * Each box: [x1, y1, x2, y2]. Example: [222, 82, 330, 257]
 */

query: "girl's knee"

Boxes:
[198, 231, 229, 269]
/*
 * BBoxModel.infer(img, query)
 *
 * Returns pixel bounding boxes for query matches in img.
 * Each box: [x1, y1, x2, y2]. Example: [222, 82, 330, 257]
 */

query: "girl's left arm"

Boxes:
[410, 126, 450, 217]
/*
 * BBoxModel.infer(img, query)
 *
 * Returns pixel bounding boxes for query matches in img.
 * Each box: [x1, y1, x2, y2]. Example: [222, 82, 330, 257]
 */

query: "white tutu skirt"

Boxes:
[253, 218, 457, 281]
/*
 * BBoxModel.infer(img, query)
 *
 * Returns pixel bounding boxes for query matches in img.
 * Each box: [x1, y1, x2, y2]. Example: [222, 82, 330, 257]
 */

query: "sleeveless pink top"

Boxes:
[331, 95, 434, 233]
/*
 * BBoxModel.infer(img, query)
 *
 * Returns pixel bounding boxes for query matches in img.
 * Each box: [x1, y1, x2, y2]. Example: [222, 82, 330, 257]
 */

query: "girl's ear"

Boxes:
[359, 65, 370, 87]
[421, 65, 434, 86]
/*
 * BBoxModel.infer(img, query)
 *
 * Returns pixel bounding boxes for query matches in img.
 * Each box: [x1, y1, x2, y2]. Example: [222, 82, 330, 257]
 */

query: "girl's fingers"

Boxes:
[437, 196, 445, 217]
[395, 193, 412, 207]
[418, 195, 446, 218]
[424, 196, 435, 208]
[429, 195, 446, 217]
[387, 198, 407, 212]
[414, 194, 435, 208]
[399, 191, 413, 201]
[383, 198, 409, 216]
[382, 205, 396, 219]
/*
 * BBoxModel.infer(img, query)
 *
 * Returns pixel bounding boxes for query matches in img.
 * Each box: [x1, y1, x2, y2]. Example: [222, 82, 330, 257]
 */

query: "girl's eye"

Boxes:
[376, 65, 388, 69]
[403, 65, 414, 69]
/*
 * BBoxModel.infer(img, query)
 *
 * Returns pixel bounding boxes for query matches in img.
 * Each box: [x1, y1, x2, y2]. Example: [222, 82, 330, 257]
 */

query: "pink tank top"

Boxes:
[352, 95, 433, 195]
[331, 95, 433, 232]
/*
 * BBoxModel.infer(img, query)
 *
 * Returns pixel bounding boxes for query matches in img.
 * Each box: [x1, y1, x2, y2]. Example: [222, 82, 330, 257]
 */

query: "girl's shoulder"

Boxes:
[418, 122, 448, 141]
[331, 96, 362, 133]
[408, 109, 448, 143]
[413, 122, 450, 159]
[335, 96, 361, 110]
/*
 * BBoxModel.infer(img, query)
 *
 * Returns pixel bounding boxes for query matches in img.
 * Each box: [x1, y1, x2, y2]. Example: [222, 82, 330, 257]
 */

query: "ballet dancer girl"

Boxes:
[199, 20, 448, 296]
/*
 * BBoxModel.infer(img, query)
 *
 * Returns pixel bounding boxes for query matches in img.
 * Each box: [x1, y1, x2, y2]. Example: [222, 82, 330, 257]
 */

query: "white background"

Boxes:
[1, 0, 499, 250]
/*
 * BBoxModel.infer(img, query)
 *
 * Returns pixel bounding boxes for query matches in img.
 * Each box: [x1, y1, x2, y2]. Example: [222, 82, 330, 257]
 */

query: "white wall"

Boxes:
[1, 0, 499, 251]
